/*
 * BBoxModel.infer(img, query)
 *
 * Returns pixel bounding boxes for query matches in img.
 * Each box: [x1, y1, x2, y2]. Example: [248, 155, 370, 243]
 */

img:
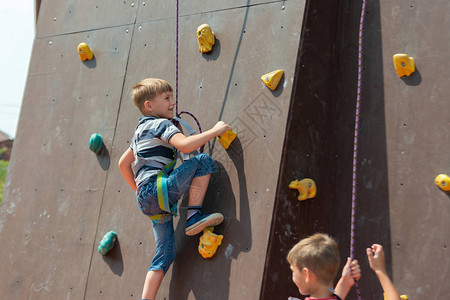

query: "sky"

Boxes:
[0, 1, 35, 139]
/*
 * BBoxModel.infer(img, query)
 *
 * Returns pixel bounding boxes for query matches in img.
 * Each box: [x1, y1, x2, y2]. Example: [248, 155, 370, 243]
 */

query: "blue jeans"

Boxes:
[137, 153, 216, 273]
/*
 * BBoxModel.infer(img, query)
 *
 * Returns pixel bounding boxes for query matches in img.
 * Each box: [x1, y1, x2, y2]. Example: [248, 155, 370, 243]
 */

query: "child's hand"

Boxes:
[212, 121, 232, 136]
[334, 257, 361, 299]
[341, 257, 361, 287]
[366, 244, 387, 274]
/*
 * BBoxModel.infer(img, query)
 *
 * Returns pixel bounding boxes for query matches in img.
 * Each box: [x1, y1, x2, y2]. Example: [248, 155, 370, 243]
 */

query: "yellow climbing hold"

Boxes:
[435, 174, 450, 191]
[198, 227, 223, 258]
[261, 69, 284, 90]
[78, 42, 93, 61]
[289, 178, 317, 201]
[196, 24, 215, 53]
[384, 294, 408, 300]
[393, 54, 415, 77]
[217, 130, 237, 150]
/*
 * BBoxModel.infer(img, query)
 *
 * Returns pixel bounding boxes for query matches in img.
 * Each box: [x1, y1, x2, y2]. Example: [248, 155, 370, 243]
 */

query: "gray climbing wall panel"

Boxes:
[36, 0, 138, 37]
[0, 24, 133, 298]
[86, 1, 306, 299]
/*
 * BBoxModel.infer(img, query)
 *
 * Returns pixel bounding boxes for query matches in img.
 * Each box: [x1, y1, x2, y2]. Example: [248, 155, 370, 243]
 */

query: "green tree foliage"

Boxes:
[0, 148, 9, 206]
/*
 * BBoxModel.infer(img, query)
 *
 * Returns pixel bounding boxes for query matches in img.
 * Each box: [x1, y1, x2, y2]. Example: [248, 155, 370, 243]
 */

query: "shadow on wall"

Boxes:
[83, 55, 97, 69]
[202, 38, 221, 62]
[102, 238, 124, 276]
[401, 66, 421, 86]
[169, 138, 252, 299]
[170, 2, 251, 297]
[96, 144, 111, 171]
[332, 0, 391, 298]
[261, 0, 391, 298]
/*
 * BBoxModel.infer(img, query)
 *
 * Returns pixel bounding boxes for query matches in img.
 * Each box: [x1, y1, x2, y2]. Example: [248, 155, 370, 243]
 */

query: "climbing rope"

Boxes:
[350, 0, 367, 299]
[174, 0, 204, 152]
[178, 110, 203, 133]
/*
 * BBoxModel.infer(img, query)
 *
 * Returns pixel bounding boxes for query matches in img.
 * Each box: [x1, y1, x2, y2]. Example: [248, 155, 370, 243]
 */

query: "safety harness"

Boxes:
[134, 117, 197, 224]
[148, 152, 178, 224]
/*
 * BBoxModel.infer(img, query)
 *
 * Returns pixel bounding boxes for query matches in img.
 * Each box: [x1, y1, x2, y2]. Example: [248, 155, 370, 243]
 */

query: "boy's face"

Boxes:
[146, 91, 175, 119]
[290, 264, 309, 295]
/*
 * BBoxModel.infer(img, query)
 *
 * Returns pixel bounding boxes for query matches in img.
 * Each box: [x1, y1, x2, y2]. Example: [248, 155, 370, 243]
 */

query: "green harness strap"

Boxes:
[149, 150, 177, 224]
[149, 118, 197, 224]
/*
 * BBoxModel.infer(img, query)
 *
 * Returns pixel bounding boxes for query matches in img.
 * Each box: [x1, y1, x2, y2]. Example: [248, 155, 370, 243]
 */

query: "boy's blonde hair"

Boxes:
[287, 233, 340, 285]
[131, 78, 173, 114]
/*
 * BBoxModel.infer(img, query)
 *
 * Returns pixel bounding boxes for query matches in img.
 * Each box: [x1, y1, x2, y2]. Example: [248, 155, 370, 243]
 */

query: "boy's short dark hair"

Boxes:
[131, 78, 173, 114]
[287, 233, 340, 285]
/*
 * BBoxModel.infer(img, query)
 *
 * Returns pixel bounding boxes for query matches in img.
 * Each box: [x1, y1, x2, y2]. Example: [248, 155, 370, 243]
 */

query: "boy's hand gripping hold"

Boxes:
[170, 121, 231, 154]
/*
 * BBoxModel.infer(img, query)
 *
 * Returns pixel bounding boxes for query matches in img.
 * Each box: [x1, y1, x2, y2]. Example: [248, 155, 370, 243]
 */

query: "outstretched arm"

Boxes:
[169, 121, 231, 153]
[335, 258, 361, 299]
[118, 147, 137, 192]
[367, 244, 401, 300]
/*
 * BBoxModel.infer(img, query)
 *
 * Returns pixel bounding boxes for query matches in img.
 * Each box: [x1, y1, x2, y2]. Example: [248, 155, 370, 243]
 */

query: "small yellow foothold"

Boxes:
[196, 24, 215, 53]
[384, 294, 407, 300]
[78, 42, 93, 61]
[261, 69, 284, 90]
[289, 178, 316, 201]
[435, 174, 450, 191]
[393, 54, 415, 77]
[217, 130, 237, 150]
[198, 227, 223, 258]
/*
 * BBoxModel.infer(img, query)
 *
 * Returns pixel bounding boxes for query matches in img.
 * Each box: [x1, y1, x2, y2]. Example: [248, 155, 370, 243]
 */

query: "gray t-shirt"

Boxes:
[130, 116, 181, 188]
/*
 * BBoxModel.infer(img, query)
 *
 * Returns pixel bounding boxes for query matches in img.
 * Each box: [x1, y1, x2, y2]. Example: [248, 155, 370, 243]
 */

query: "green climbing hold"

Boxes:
[98, 231, 117, 255]
[89, 133, 103, 154]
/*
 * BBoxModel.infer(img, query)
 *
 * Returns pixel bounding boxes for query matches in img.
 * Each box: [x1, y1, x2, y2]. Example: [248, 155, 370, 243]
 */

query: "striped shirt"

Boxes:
[130, 116, 181, 188]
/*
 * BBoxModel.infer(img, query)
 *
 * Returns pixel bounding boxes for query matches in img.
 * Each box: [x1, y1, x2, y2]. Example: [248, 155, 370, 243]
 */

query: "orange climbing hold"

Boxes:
[217, 130, 237, 149]
[78, 42, 93, 61]
[198, 227, 223, 258]
[435, 174, 450, 191]
[261, 69, 284, 90]
[289, 178, 317, 201]
[393, 54, 415, 77]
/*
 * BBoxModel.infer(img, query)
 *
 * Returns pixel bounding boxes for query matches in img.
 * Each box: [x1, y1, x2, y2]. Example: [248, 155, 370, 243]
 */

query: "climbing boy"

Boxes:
[118, 78, 231, 300]
[287, 233, 361, 300]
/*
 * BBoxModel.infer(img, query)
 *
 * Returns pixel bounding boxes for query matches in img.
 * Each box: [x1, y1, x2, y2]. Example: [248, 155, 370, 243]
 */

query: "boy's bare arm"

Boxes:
[170, 121, 231, 153]
[334, 258, 361, 299]
[118, 147, 137, 191]
[367, 245, 401, 300]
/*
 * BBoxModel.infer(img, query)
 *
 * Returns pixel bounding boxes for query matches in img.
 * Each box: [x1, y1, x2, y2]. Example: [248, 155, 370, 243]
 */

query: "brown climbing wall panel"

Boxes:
[376, 1, 450, 296]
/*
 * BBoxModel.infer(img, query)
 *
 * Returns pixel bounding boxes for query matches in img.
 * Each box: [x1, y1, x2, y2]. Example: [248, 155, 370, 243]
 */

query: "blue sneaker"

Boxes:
[185, 211, 224, 236]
